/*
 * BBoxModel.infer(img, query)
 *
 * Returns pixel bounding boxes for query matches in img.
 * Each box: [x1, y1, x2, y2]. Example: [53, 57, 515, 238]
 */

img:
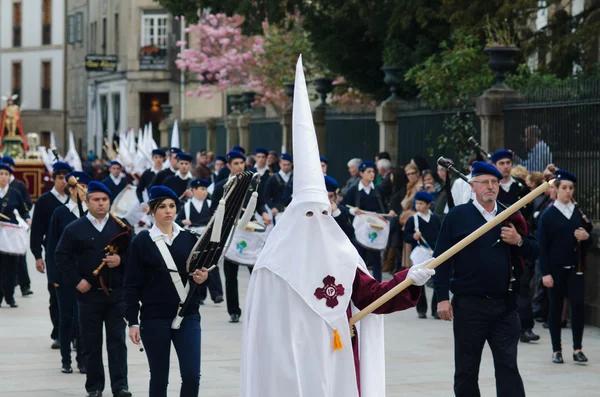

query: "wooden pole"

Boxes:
[348, 179, 554, 327]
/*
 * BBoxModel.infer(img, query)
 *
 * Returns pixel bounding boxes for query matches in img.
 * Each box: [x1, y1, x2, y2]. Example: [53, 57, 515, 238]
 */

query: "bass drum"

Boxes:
[352, 213, 390, 251]
[0, 220, 29, 256]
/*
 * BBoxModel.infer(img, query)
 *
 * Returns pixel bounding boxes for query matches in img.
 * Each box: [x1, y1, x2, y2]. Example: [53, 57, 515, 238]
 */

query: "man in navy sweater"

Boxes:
[433, 161, 539, 397]
[163, 152, 194, 198]
[55, 181, 131, 397]
[102, 161, 131, 200]
[30, 161, 72, 348]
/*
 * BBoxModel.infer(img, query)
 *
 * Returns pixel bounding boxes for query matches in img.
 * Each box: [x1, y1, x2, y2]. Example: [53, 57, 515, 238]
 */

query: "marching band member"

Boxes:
[124, 186, 208, 397]
[175, 178, 224, 305]
[210, 155, 226, 186]
[320, 156, 328, 175]
[252, 148, 270, 177]
[55, 181, 131, 397]
[163, 152, 194, 198]
[30, 161, 72, 347]
[263, 153, 293, 221]
[150, 147, 181, 188]
[537, 170, 592, 364]
[0, 163, 31, 308]
[47, 171, 91, 374]
[136, 149, 166, 205]
[433, 162, 539, 397]
[325, 175, 354, 241]
[102, 161, 132, 199]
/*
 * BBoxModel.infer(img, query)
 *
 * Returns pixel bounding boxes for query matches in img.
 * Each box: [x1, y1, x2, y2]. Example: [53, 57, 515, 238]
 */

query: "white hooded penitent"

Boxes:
[240, 56, 386, 397]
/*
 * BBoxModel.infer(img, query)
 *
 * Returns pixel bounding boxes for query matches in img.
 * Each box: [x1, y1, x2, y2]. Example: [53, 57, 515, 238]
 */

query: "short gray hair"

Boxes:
[377, 159, 391, 170]
[347, 158, 362, 168]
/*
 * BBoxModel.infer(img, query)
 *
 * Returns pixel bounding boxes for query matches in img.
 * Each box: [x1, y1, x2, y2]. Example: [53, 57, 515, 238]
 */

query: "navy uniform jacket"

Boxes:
[433, 201, 539, 302]
[101, 176, 131, 199]
[0, 187, 30, 224]
[498, 177, 531, 220]
[136, 168, 159, 203]
[343, 184, 387, 213]
[537, 205, 592, 277]
[333, 205, 355, 242]
[163, 175, 190, 198]
[30, 191, 68, 260]
[175, 200, 211, 228]
[403, 212, 442, 250]
[263, 172, 293, 212]
[46, 205, 86, 285]
[210, 178, 267, 217]
[215, 167, 230, 183]
[10, 178, 32, 210]
[123, 229, 203, 326]
[55, 216, 130, 299]
[149, 168, 175, 188]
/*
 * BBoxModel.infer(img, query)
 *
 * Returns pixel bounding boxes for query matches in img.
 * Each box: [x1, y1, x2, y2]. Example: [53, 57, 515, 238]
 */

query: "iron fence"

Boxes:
[249, 117, 282, 153]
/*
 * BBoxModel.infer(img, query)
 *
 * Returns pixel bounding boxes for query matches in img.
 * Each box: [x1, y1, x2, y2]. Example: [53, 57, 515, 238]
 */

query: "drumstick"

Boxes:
[346, 205, 390, 218]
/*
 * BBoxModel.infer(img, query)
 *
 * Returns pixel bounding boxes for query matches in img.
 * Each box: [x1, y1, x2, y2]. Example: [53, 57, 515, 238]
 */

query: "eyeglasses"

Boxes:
[471, 179, 499, 187]
[406, 171, 418, 176]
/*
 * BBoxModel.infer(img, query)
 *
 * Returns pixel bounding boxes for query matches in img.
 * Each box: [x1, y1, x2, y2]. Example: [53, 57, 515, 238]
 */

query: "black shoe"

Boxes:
[214, 296, 224, 303]
[561, 320, 568, 328]
[542, 322, 549, 329]
[113, 389, 132, 397]
[51, 339, 60, 349]
[21, 288, 33, 296]
[534, 316, 546, 323]
[229, 314, 240, 323]
[552, 352, 564, 364]
[432, 312, 440, 320]
[86, 392, 102, 397]
[61, 366, 73, 374]
[520, 330, 540, 343]
[8, 302, 18, 308]
[199, 300, 205, 305]
[573, 351, 588, 363]
[418, 312, 427, 319]
[78, 364, 87, 374]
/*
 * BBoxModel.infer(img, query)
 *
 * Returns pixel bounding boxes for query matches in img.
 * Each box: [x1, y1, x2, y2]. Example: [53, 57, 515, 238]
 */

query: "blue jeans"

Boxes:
[141, 314, 201, 397]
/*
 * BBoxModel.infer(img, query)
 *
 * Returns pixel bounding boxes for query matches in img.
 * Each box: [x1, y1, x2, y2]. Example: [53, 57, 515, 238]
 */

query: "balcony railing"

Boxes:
[41, 88, 51, 109]
[42, 24, 51, 45]
[13, 27, 21, 47]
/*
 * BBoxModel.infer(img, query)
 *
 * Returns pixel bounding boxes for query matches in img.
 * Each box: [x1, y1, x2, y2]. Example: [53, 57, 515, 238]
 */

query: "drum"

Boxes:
[224, 221, 267, 265]
[0, 220, 29, 256]
[352, 213, 390, 251]
[111, 185, 139, 219]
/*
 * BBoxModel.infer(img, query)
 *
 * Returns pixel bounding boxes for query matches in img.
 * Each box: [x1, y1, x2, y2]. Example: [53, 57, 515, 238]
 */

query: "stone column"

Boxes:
[475, 88, 516, 152]
[226, 113, 240, 150]
[180, 120, 190, 152]
[238, 113, 252, 151]
[205, 118, 217, 152]
[312, 106, 326, 153]
[376, 99, 400, 166]
[159, 120, 169, 147]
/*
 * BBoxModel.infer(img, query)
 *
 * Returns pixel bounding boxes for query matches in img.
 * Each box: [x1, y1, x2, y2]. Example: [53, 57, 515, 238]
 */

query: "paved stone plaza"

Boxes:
[1, 253, 599, 397]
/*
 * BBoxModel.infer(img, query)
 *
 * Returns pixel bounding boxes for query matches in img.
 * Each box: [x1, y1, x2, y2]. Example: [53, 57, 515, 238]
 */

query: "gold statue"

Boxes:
[1, 94, 20, 137]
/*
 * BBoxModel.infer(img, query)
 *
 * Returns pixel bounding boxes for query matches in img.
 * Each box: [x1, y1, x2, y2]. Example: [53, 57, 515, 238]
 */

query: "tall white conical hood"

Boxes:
[291, 55, 329, 207]
[171, 120, 180, 149]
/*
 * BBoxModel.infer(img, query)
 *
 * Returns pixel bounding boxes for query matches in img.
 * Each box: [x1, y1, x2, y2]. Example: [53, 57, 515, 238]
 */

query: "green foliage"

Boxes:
[483, 15, 516, 47]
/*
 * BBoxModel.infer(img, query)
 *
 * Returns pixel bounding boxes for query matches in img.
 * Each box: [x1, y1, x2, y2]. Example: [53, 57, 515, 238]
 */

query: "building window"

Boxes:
[102, 17, 107, 54]
[68, 15, 75, 44]
[42, 0, 52, 45]
[13, 2, 22, 47]
[76, 13, 83, 43]
[12, 62, 22, 100]
[115, 13, 119, 55]
[140, 13, 169, 70]
[42, 62, 52, 109]
[90, 21, 97, 53]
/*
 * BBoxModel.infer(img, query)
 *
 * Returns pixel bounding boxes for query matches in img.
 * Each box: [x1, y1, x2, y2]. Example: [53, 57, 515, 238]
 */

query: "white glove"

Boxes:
[407, 258, 436, 286]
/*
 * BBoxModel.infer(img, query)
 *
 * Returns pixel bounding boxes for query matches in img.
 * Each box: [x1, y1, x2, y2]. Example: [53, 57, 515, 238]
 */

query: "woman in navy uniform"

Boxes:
[537, 170, 592, 364]
[47, 171, 91, 374]
[124, 186, 209, 397]
[0, 163, 31, 307]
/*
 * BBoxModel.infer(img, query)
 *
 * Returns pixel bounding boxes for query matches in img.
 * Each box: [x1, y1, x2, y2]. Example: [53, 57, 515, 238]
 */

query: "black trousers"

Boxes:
[0, 253, 18, 305]
[531, 260, 548, 320]
[453, 296, 525, 397]
[56, 284, 83, 367]
[224, 259, 253, 316]
[15, 256, 31, 291]
[547, 268, 585, 353]
[78, 290, 128, 394]
[416, 286, 438, 316]
[517, 261, 535, 331]
[48, 283, 60, 340]
[198, 265, 224, 302]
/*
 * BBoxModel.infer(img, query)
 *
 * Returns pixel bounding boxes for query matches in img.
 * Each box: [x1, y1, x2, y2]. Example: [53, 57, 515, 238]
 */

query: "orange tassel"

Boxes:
[333, 329, 343, 351]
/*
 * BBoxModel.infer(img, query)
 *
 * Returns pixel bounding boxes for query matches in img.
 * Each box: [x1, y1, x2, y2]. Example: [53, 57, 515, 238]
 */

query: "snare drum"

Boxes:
[352, 214, 390, 251]
[0, 221, 29, 256]
[225, 221, 266, 265]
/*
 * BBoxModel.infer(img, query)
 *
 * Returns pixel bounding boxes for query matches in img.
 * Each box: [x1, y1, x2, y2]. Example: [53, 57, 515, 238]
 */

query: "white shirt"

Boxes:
[9, 175, 15, 184]
[358, 181, 374, 195]
[500, 177, 514, 193]
[472, 199, 498, 222]
[149, 222, 183, 246]
[191, 197, 204, 213]
[66, 200, 88, 218]
[256, 165, 269, 176]
[169, 166, 177, 173]
[278, 170, 291, 183]
[109, 174, 122, 186]
[417, 210, 431, 223]
[553, 200, 574, 220]
[86, 212, 110, 232]
[50, 187, 69, 204]
[150, 166, 161, 174]
[175, 170, 193, 180]
[0, 184, 8, 199]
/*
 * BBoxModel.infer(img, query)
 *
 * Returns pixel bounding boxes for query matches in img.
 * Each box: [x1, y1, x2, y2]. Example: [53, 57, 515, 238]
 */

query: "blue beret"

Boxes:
[358, 161, 375, 172]
[320, 156, 328, 164]
[66, 171, 92, 186]
[324, 176, 339, 192]
[190, 178, 210, 189]
[176, 152, 193, 163]
[170, 147, 182, 154]
[226, 150, 246, 162]
[0, 164, 12, 174]
[281, 153, 293, 162]
[152, 149, 166, 157]
[109, 161, 122, 168]
[87, 181, 112, 197]
[53, 161, 73, 174]
[491, 149, 513, 163]
[255, 147, 268, 155]
[215, 155, 226, 163]
[232, 145, 246, 154]
[148, 186, 180, 207]
[414, 191, 434, 203]
[471, 161, 503, 180]
[1, 156, 16, 167]
[555, 170, 576, 183]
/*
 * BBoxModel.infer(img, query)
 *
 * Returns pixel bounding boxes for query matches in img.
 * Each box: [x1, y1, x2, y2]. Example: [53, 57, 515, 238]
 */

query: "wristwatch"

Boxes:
[517, 238, 524, 247]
